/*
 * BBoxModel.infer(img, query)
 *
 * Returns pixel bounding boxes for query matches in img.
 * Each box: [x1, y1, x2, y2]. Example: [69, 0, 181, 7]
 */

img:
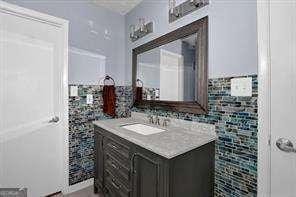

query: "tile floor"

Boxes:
[53, 186, 101, 197]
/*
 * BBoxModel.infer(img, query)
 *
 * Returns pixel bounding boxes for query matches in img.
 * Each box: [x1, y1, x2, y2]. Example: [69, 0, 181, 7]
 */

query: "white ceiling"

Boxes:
[93, 0, 143, 15]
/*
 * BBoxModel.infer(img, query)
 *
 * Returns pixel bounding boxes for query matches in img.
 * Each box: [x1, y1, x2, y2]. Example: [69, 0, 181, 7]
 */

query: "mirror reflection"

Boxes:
[137, 33, 198, 102]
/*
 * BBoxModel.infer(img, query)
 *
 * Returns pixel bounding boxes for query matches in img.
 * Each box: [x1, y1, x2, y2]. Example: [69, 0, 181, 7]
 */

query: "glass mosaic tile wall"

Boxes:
[68, 86, 132, 185]
[68, 75, 258, 196]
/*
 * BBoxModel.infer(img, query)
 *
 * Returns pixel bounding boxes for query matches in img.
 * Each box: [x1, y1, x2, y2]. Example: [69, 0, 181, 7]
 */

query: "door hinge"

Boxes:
[268, 135, 271, 146]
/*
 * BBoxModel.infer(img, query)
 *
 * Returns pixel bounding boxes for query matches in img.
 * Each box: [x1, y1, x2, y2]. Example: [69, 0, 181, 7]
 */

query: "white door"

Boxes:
[0, 2, 68, 197]
[269, 1, 296, 196]
[160, 49, 184, 101]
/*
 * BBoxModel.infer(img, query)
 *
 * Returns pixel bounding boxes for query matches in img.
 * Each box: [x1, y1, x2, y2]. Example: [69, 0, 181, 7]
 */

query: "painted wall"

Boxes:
[125, 0, 258, 83]
[69, 47, 106, 85]
[4, 0, 257, 84]
[138, 48, 161, 88]
[5, 0, 126, 85]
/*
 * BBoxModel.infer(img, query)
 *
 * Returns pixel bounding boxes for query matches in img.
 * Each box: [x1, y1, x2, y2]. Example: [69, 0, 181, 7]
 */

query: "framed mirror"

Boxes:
[132, 17, 208, 114]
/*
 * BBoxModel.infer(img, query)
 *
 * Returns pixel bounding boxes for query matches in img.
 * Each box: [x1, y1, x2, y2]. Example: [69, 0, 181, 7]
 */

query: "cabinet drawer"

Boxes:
[105, 169, 130, 197]
[104, 137, 130, 164]
[105, 152, 130, 185]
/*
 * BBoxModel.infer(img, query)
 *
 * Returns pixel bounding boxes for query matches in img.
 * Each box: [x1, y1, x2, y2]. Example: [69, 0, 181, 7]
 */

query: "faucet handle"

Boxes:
[147, 114, 154, 124]
[162, 118, 171, 127]
[155, 115, 160, 125]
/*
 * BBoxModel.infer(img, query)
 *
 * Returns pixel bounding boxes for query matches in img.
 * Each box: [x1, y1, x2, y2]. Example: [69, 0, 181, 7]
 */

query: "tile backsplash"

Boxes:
[68, 75, 257, 196]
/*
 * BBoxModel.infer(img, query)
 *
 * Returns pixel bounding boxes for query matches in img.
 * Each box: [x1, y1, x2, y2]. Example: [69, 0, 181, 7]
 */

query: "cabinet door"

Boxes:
[132, 153, 160, 197]
[94, 130, 104, 189]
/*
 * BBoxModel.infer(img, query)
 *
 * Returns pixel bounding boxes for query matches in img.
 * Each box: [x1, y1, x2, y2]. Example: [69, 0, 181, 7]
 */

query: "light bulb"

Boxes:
[130, 25, 135, 38]
[139, 18, 146, 32]
[169, 0, 176, 15]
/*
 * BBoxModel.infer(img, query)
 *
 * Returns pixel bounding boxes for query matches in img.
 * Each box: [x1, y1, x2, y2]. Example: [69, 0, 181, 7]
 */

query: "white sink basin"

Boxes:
[121, 123, 165, 135]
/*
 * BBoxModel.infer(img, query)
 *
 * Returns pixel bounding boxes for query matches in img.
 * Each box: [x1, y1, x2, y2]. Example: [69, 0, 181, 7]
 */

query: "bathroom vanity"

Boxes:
[93, 113, 216, 197]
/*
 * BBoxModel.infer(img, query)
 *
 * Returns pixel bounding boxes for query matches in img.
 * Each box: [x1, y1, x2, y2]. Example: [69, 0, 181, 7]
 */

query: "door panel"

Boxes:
[1, 29, 54, 133]
[133, 154, 159, 197]
[270, 1, 296, 196]
[160, 49, 184, 101]
[1, 125, 63, 196]
[0, 3, 67, 197]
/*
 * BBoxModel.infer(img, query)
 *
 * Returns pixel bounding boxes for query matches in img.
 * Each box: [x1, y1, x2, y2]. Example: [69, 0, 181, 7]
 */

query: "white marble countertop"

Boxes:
[93, 112, 217, 159]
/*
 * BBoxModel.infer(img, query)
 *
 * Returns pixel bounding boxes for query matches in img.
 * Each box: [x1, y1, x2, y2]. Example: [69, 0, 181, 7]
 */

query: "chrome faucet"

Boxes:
[147, 114, 169, 126]
[147, 114, 160, 125]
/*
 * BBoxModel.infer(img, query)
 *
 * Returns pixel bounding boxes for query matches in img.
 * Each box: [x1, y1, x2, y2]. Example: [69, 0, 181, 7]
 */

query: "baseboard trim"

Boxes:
[45, 191, 62, 197]
[62, 178, 94, 194]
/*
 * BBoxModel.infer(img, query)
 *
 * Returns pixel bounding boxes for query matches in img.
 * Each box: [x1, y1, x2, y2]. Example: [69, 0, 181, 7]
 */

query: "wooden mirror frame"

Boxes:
[132, 17, 208, 114]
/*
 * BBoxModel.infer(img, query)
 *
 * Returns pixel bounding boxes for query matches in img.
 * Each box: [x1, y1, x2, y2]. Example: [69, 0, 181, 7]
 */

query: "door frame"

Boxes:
[257, 0, 271, 196]
[0, 1, 70, 193]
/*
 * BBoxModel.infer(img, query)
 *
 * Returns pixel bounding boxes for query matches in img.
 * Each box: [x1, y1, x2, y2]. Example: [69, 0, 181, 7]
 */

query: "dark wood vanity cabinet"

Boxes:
[94, 125, 215, 197]
[94, 130, 104, 192]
